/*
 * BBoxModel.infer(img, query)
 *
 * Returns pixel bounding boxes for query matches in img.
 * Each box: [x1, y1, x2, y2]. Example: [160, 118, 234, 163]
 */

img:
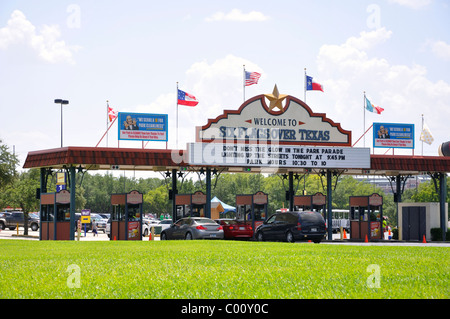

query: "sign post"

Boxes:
[81, 209, 91, 237]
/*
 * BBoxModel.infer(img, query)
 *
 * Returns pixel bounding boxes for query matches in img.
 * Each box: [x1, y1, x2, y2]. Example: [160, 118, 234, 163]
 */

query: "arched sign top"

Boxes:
[196, 93, 352, 147]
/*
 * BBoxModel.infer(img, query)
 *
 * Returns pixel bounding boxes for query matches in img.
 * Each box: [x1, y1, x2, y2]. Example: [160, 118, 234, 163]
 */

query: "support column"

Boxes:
[39, 168, 47, 241]
[205, 168, 211, 218]
[288, 172, 294, 211]
[69, 166, 76, 241]
[172, 169, 177, 222]
[394, 175, 403, 234]
[439, 173, 447, 241]
[327, 170, 333, 240]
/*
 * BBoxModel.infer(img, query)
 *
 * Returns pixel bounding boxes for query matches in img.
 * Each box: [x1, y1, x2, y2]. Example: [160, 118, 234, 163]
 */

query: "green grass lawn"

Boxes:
[0, 239, 448, 299]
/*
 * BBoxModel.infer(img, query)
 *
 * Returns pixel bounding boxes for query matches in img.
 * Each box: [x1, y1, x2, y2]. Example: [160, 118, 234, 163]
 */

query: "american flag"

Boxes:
[245, 71, 261, 86]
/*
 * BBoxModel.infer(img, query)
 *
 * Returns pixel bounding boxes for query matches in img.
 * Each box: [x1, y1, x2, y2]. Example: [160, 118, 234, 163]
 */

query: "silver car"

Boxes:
[160, 217, 224, 240]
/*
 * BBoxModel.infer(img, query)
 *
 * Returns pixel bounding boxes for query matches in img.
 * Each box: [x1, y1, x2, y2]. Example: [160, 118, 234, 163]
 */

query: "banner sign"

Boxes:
[118, 112, 168, 142]
[188, 143, 370, 169]
[373, 122, 414, 149]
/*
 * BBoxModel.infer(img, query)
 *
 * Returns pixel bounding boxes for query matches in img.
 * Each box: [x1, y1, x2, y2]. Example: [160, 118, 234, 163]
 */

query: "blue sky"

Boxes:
[1, 0, 449, 169]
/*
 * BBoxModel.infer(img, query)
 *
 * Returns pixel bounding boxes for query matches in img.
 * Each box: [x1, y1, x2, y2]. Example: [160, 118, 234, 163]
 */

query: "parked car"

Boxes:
[106, 218, 111, 238]
[255, 211, 326, 243]
[215, 218, 253, 240]
[0, 211, 40, 231]
[159, 219, 173, 231]
[160, 217, 224, 240]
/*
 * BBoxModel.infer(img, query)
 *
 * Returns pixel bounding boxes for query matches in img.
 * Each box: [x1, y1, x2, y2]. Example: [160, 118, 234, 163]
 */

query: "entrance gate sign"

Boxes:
[118, 112, 168, 142]
[188, 143, 370, 169]
[196, 95, 352, 147]
[373, 122, 414, 149]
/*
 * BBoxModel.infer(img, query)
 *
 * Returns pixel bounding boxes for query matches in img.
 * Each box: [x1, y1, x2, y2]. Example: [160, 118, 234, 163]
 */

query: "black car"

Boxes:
[255, 211, 326, 243]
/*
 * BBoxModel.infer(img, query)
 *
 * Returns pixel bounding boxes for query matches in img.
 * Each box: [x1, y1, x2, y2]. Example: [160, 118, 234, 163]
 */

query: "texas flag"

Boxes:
[306, 75, 324, 92]
[178, 89, 199, 107]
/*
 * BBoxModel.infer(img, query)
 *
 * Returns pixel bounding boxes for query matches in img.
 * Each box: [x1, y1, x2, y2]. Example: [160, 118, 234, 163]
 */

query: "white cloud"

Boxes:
[428, 40, 450, 61]
[205, 9, 270, 22]
[388, 0, 432, 10]
[0, 10, 79, 64]
[316, 28, 450, 154]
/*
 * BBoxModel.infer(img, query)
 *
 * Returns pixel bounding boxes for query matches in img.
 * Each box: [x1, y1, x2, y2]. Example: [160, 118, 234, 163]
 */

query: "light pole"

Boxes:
[54, 99, 69, 147]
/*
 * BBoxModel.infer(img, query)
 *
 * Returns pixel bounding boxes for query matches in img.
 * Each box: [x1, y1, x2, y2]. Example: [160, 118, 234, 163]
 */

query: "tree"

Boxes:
[0, 139, 19, 189]
[1, 169, 40, 235]
[144, 185, 170, 218]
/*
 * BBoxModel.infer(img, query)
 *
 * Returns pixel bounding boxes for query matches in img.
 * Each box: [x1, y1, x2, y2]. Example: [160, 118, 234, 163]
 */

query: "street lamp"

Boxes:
[54, 99, 69, 147]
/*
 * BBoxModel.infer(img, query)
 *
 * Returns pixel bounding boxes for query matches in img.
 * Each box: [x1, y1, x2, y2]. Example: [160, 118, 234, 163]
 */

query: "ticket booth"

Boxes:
[175, 191, 207, 221]
[40, 189, 71, 240]
[294, 192, 327, 213]
[236, 191, 268, 234]
[110, 190, 143, 240]
[349, 193, 384, 240]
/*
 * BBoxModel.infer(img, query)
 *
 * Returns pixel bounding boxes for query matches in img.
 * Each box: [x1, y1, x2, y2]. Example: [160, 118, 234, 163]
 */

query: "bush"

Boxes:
[430, 228, 450, 241]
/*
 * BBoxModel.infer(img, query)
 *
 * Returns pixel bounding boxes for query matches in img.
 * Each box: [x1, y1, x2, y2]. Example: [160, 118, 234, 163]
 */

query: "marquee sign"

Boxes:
[196, 91, 351, 146]
[188, 143, 370, 169]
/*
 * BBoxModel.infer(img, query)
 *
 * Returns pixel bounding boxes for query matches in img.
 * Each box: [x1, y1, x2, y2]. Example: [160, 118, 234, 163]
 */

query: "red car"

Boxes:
[215, 219, 255, 240]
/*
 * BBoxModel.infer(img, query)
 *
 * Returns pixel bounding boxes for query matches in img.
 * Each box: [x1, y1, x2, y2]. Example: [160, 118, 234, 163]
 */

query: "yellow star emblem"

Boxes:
[264, 85, 288, 112]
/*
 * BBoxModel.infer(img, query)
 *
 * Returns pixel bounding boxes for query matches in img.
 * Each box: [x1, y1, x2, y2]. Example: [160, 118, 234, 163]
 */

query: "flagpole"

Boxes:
[363, 92, 366, 148]
[106, 100, 109, 147]
[421, 114, 424, 156]
[176, 82, 179, 149]
[304, 68, 307, 102]
[243, 65, 246, 103]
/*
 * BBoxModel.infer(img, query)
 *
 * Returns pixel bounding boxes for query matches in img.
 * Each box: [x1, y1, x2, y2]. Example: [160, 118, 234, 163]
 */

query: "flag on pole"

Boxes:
[305, 75, 324, 92]
[108, 106, 118, 122]
[177, 89, 199, 107]
[420, 122, 434, 145]
[365, 96, 384, 114]
[245, 71, 261, 86]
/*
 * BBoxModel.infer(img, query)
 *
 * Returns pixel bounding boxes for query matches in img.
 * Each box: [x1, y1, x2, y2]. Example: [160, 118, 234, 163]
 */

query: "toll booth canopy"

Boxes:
[349, 193, 383, 240]
[110, 190, 143, 240]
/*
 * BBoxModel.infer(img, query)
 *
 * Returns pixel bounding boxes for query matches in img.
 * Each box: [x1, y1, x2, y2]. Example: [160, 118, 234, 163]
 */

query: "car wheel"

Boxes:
[313, 239, 322, 244]
[161, 232, 167, 240]
[31, 224, 38, 231]
[185, 232, 193, 240]
[256, 232, 264, 242]
[286, 231, 294, 243]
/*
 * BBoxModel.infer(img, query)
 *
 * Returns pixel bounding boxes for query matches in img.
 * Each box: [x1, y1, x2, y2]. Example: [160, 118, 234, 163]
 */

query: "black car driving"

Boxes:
[255, 211, 326, 243]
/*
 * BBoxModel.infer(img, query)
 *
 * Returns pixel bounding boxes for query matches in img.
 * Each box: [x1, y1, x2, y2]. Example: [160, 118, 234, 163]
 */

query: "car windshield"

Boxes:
[193, 218, 216, 224]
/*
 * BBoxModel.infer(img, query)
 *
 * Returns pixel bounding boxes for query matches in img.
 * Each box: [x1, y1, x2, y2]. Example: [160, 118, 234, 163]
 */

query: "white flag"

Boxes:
[420, 122, 434, 145]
